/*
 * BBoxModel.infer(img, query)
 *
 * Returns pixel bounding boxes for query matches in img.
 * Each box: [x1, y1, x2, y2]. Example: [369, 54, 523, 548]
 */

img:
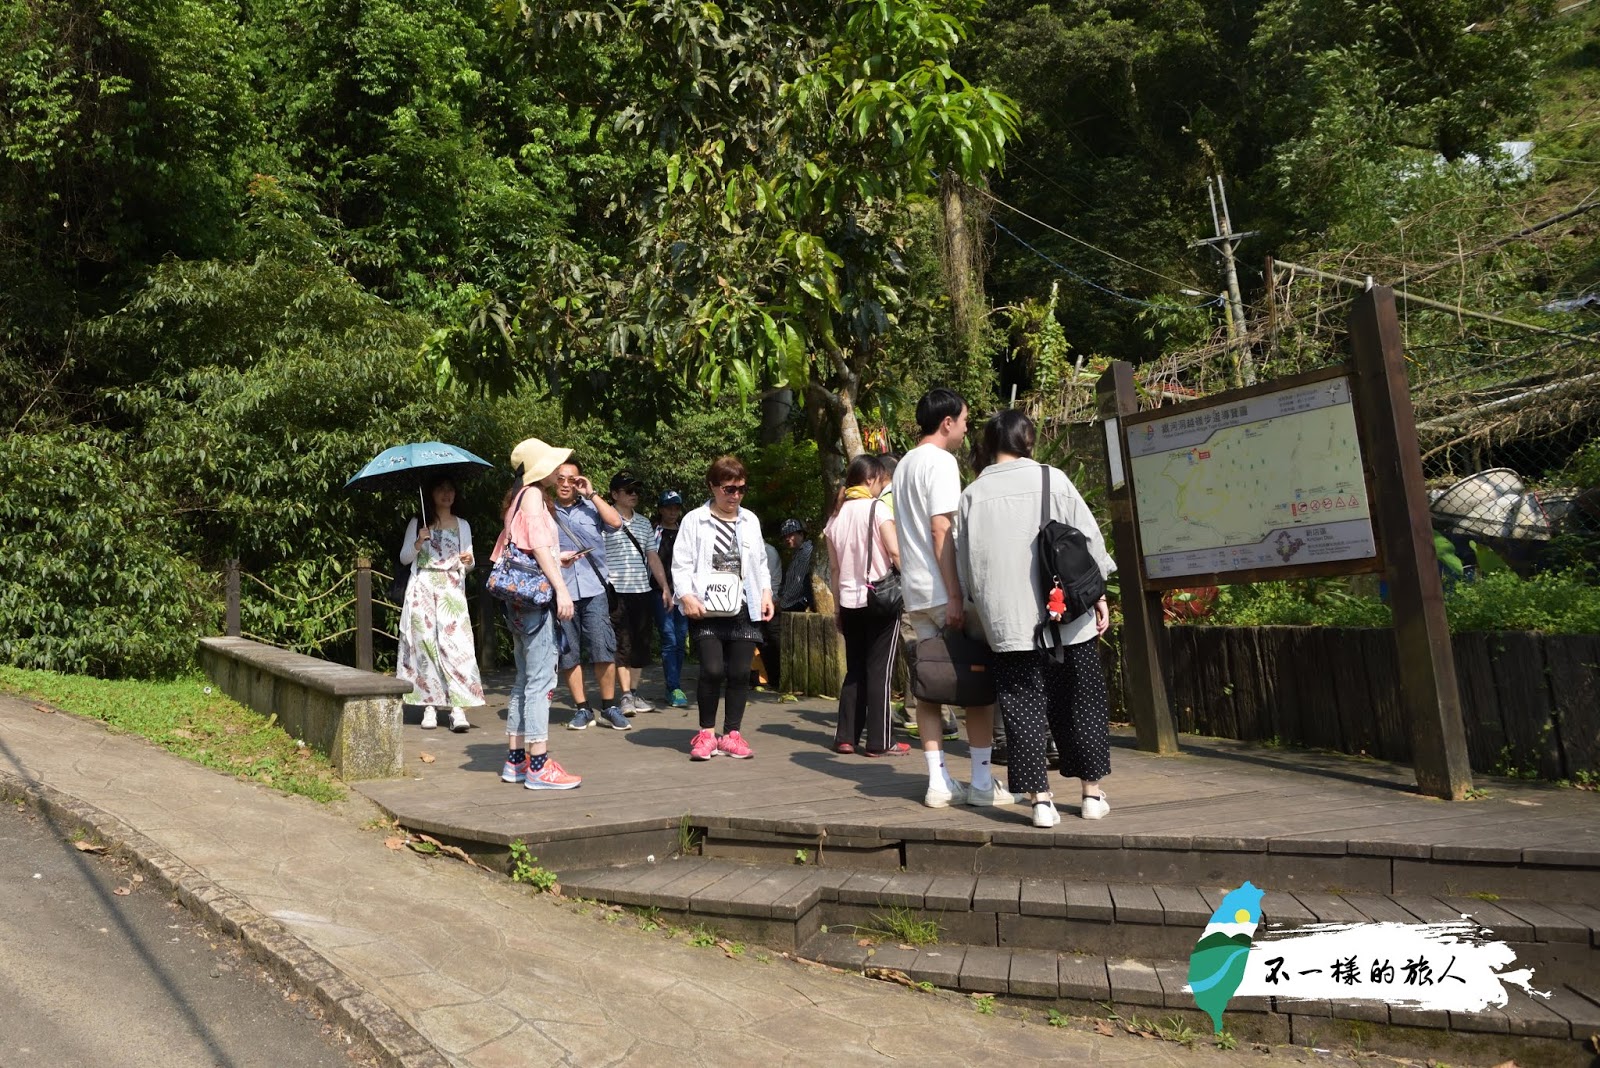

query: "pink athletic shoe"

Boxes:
[717, 730, 753, 759]
[525, 758, 582, 790]
[689, 729, 719, 761]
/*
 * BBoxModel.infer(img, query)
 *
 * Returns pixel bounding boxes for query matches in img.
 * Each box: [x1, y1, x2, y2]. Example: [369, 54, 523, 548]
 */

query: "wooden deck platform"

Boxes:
[356, 669, 1600, 899]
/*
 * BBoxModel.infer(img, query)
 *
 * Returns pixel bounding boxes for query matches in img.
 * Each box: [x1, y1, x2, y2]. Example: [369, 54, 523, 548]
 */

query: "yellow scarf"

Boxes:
[844, 486, 875, 501]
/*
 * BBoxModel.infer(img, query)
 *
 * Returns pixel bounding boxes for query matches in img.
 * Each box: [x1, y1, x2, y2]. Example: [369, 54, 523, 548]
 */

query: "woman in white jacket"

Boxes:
[670, 456, 775, 760]
[397, 476, 485, 732]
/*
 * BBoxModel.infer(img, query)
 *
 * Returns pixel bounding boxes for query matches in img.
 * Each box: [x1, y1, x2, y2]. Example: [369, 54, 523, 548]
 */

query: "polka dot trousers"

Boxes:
[992, 643, 1112, 795]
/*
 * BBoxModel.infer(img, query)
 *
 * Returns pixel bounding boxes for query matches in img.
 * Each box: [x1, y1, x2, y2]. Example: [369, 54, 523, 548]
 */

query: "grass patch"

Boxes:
[0, 667, 344, 803]
[867, 905, 941, 946]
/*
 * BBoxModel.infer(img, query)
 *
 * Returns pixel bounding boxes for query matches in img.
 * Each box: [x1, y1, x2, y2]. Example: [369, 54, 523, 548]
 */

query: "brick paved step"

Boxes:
[559, 858, 1600, 985]
[799, 930, 1600, 1058]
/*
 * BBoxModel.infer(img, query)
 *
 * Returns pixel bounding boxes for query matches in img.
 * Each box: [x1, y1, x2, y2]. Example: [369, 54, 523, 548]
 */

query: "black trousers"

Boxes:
[992, 642, 1111, 794]
[835, 607, 901, 752]
[696, 635, 757, 733]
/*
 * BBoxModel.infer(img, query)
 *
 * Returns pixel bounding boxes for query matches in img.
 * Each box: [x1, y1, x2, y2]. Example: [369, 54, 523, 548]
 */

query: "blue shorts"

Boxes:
[557, 593, 617, 671]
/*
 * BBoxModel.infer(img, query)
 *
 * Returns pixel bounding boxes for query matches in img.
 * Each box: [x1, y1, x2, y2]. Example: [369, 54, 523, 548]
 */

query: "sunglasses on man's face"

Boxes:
[717, 483, 748, 495]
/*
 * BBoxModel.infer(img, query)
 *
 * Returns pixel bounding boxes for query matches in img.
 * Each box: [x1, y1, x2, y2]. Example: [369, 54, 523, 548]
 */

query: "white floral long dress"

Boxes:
[397, 520, 486, 708]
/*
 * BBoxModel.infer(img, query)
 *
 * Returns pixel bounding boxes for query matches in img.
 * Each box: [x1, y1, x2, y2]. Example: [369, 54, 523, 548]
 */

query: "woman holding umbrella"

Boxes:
[397, 476, 485, 731]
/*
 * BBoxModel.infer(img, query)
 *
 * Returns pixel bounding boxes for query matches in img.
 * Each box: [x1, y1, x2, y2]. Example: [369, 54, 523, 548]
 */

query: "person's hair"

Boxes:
[705, 455, 747, 487]
[915, 388, 967, 437]
[974, 409, 1037, 473]
[877, 453, 899, 480]
[831, 454, 883, 516]
[422, 476, 459, 525]
[500, 475, 550, 519]
[556, 459, 581, 473]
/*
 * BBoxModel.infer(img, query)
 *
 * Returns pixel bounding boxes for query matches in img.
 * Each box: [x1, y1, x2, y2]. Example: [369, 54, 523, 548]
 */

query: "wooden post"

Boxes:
[1096, 362, 1181, 754]
[1347, 287, 1472, 799]
[475, 570, 498, 672]
[355, 557, 374, 672]
[225, 559, 241, 637]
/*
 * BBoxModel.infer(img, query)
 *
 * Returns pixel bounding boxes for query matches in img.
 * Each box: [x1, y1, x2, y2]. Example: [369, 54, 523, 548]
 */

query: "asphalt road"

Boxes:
[0, 799, 369, 1068]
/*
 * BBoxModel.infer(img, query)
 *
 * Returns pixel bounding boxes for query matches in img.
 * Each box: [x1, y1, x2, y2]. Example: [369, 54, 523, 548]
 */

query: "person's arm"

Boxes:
[879, 517, 900, 570]
[531, 545, 574, 621]
[458, 518, 474, 569]
[673, 514, 705, 618]
[931, 511, 963, 628]
[399, 517, 421, 566]
[576, 479, 622, 528]
[646, 546, 671, 608]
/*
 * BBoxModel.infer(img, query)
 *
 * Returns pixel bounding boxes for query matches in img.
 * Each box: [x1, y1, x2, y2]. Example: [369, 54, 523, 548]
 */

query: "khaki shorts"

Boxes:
[901, 605, 947, 642]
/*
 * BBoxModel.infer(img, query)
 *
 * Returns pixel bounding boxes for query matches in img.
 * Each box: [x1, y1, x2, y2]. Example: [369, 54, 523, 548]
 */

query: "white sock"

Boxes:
[970, 746, 994, 792]
[923, 750, 946, 787]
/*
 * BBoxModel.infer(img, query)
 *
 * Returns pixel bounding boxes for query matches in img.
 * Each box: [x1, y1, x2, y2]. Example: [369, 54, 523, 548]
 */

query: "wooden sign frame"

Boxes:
[1097, 287, 1473, 800]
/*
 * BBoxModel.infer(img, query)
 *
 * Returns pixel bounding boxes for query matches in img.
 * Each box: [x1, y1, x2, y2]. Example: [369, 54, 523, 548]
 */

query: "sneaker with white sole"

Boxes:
[689, 729, 719, 761]
[923, 778, 969, 809]
[967, 778, 1022, 806]
[618, 692, 639, 716]
[449, 708, 470, 732]
[717, 730, 753, 759]
[1033, 800, 1061, 828]
[500, 757, 529, 783]
[628, 692, 654, 713]
[567, 708, 595, 730]
[598, 705, 631, 730]
[525, 758, 582, 790]
[1080, 792, 1110, 820]
[420, 706, 438, 730]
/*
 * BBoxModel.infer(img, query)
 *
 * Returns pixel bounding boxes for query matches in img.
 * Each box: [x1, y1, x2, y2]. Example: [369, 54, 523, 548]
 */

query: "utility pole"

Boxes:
[1189, 175, 1258, 386]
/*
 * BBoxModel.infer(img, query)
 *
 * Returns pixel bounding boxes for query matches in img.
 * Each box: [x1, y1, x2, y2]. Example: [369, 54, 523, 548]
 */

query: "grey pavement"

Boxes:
[0, 695, 1404, 1067]
[0, 800, 362, 1068]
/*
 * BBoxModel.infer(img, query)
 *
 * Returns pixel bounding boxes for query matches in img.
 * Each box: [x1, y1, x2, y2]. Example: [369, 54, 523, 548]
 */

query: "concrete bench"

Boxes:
[198, 637, 411, 781]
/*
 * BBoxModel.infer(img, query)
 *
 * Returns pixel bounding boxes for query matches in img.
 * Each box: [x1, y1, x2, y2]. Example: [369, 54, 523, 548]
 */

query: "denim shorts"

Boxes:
[556, 593, 617, 671]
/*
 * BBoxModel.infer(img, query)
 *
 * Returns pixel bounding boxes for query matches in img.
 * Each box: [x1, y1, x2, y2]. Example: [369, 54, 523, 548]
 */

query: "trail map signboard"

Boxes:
[1122, 367, 1380, 585]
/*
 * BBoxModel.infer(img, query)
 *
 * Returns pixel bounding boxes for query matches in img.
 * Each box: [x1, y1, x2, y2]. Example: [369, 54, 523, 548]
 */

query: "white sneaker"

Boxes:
[1080, 792, 1110, 820]
[924, 778, 969, 809]
[967, 777, 1022, 806]
[449, 708, 470, 733]
[420, 707, 438, 730]
[1033, 801, 1061, 828]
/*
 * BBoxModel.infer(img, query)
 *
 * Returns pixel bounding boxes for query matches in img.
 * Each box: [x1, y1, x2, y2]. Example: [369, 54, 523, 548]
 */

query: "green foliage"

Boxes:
[508, 840, 559, 891]
[972, 994, 996, 1015]
[868, 906, 941, 946]
[1198, 569, 1600, 634]
[0, 668, 344, 802]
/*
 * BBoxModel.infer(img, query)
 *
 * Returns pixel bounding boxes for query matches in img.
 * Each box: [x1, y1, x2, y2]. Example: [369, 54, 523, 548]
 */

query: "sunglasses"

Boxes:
[716, 483, 749, 495]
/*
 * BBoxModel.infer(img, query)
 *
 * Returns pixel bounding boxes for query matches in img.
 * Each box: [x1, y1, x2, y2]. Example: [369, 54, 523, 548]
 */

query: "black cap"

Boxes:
[779, 518, 805, 537]
[609, 470, 644, 492]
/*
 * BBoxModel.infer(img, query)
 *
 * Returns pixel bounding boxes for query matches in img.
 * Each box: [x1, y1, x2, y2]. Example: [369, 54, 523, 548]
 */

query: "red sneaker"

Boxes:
[863, 743, 912, 758]
[717, 730, 754, 759]
[689, 729, 719, 761]
[525, 758, 581, 790]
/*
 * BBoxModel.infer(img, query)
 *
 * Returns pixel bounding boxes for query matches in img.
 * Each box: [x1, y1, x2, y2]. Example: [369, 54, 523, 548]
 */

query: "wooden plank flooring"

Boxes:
[356, 669, 1600, 862]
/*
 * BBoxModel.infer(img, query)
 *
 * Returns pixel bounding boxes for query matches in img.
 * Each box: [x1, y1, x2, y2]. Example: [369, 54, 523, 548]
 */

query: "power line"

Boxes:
[975, 187, 1198, 291]
[993, 220, 1221, 312]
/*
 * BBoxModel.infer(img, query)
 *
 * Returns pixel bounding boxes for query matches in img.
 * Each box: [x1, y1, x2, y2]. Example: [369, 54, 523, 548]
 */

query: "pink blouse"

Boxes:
[491, 487, 557, 561]
[824, 497, 894, 610]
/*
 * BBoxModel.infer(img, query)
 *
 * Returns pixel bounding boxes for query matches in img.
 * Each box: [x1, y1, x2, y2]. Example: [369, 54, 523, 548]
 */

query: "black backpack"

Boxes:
[1033, 463, 1105, 657]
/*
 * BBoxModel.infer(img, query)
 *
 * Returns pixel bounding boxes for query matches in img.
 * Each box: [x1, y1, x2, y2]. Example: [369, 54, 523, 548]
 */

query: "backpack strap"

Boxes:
[1035, 461, 1067, 662]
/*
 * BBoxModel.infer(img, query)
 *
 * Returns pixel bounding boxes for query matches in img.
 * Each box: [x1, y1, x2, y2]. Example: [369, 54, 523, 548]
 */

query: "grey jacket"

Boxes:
[956, 458, 1114, 653]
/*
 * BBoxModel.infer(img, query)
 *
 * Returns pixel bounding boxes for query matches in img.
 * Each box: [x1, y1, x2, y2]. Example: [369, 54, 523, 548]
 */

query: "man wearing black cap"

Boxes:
[653, 489, 691, 708]
[603, 471, 672, 716]
[777, 518, 815, 613]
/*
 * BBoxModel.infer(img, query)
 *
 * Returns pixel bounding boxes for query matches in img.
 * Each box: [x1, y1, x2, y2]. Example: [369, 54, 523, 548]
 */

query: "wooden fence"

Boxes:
[1168, 626, 1600, 779]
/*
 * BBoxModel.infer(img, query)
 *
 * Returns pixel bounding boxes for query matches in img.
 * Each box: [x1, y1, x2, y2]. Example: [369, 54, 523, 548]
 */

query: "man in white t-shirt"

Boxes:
[892, 388, 1014, 809]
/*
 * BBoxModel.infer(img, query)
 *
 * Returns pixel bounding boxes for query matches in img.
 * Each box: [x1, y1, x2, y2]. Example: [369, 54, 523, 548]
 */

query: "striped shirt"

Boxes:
[603, 513, 656, 593]
[710, 516, 742, 574]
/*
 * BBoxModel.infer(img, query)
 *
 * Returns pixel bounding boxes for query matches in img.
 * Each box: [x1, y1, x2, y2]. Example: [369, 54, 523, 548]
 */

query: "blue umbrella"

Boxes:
[345, 442, 495, 515]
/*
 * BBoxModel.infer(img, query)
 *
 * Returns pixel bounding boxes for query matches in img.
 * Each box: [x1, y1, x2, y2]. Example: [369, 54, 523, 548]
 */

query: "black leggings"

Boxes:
[695, 635, 757, 733]
[836, 607, 901, 752]
[993, 643, 1111, 794]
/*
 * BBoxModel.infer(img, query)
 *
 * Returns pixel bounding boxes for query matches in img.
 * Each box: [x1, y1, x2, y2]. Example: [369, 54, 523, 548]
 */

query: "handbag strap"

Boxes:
[863, 498, 885, 581]
[1037, 461, 1066, 660]
[504, 489, 528, 551]
[618, 517, 649, 564]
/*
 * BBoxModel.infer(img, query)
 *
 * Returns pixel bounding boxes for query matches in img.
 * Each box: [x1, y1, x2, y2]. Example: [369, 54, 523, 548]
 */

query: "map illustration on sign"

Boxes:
[1125, 376, 1377, 580]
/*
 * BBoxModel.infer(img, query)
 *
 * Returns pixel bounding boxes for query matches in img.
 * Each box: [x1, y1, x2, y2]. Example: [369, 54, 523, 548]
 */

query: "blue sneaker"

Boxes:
[568, 708, 596, 730]
[599, 705, 631, 730]
[669, 688, 689, 709]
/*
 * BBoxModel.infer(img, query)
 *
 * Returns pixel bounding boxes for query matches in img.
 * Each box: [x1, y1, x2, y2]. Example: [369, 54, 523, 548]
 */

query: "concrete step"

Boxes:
[559, 858, 1600, 985]
[800, 931, 1600, 1063]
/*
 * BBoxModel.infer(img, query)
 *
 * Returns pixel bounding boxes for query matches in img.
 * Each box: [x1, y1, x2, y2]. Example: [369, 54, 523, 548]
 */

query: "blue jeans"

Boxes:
[655, 598, 689, 692]
[507, 610, 558, 742]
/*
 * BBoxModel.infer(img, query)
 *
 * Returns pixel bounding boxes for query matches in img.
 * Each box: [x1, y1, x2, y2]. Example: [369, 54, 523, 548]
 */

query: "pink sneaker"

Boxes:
[717, 730, 753, 759]
[525, 758, 582, 790]
[689, 729, 719, 761]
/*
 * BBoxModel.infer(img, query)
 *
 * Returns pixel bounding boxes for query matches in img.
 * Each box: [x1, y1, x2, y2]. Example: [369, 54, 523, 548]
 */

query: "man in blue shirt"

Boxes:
[550, 461, 629, 730]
